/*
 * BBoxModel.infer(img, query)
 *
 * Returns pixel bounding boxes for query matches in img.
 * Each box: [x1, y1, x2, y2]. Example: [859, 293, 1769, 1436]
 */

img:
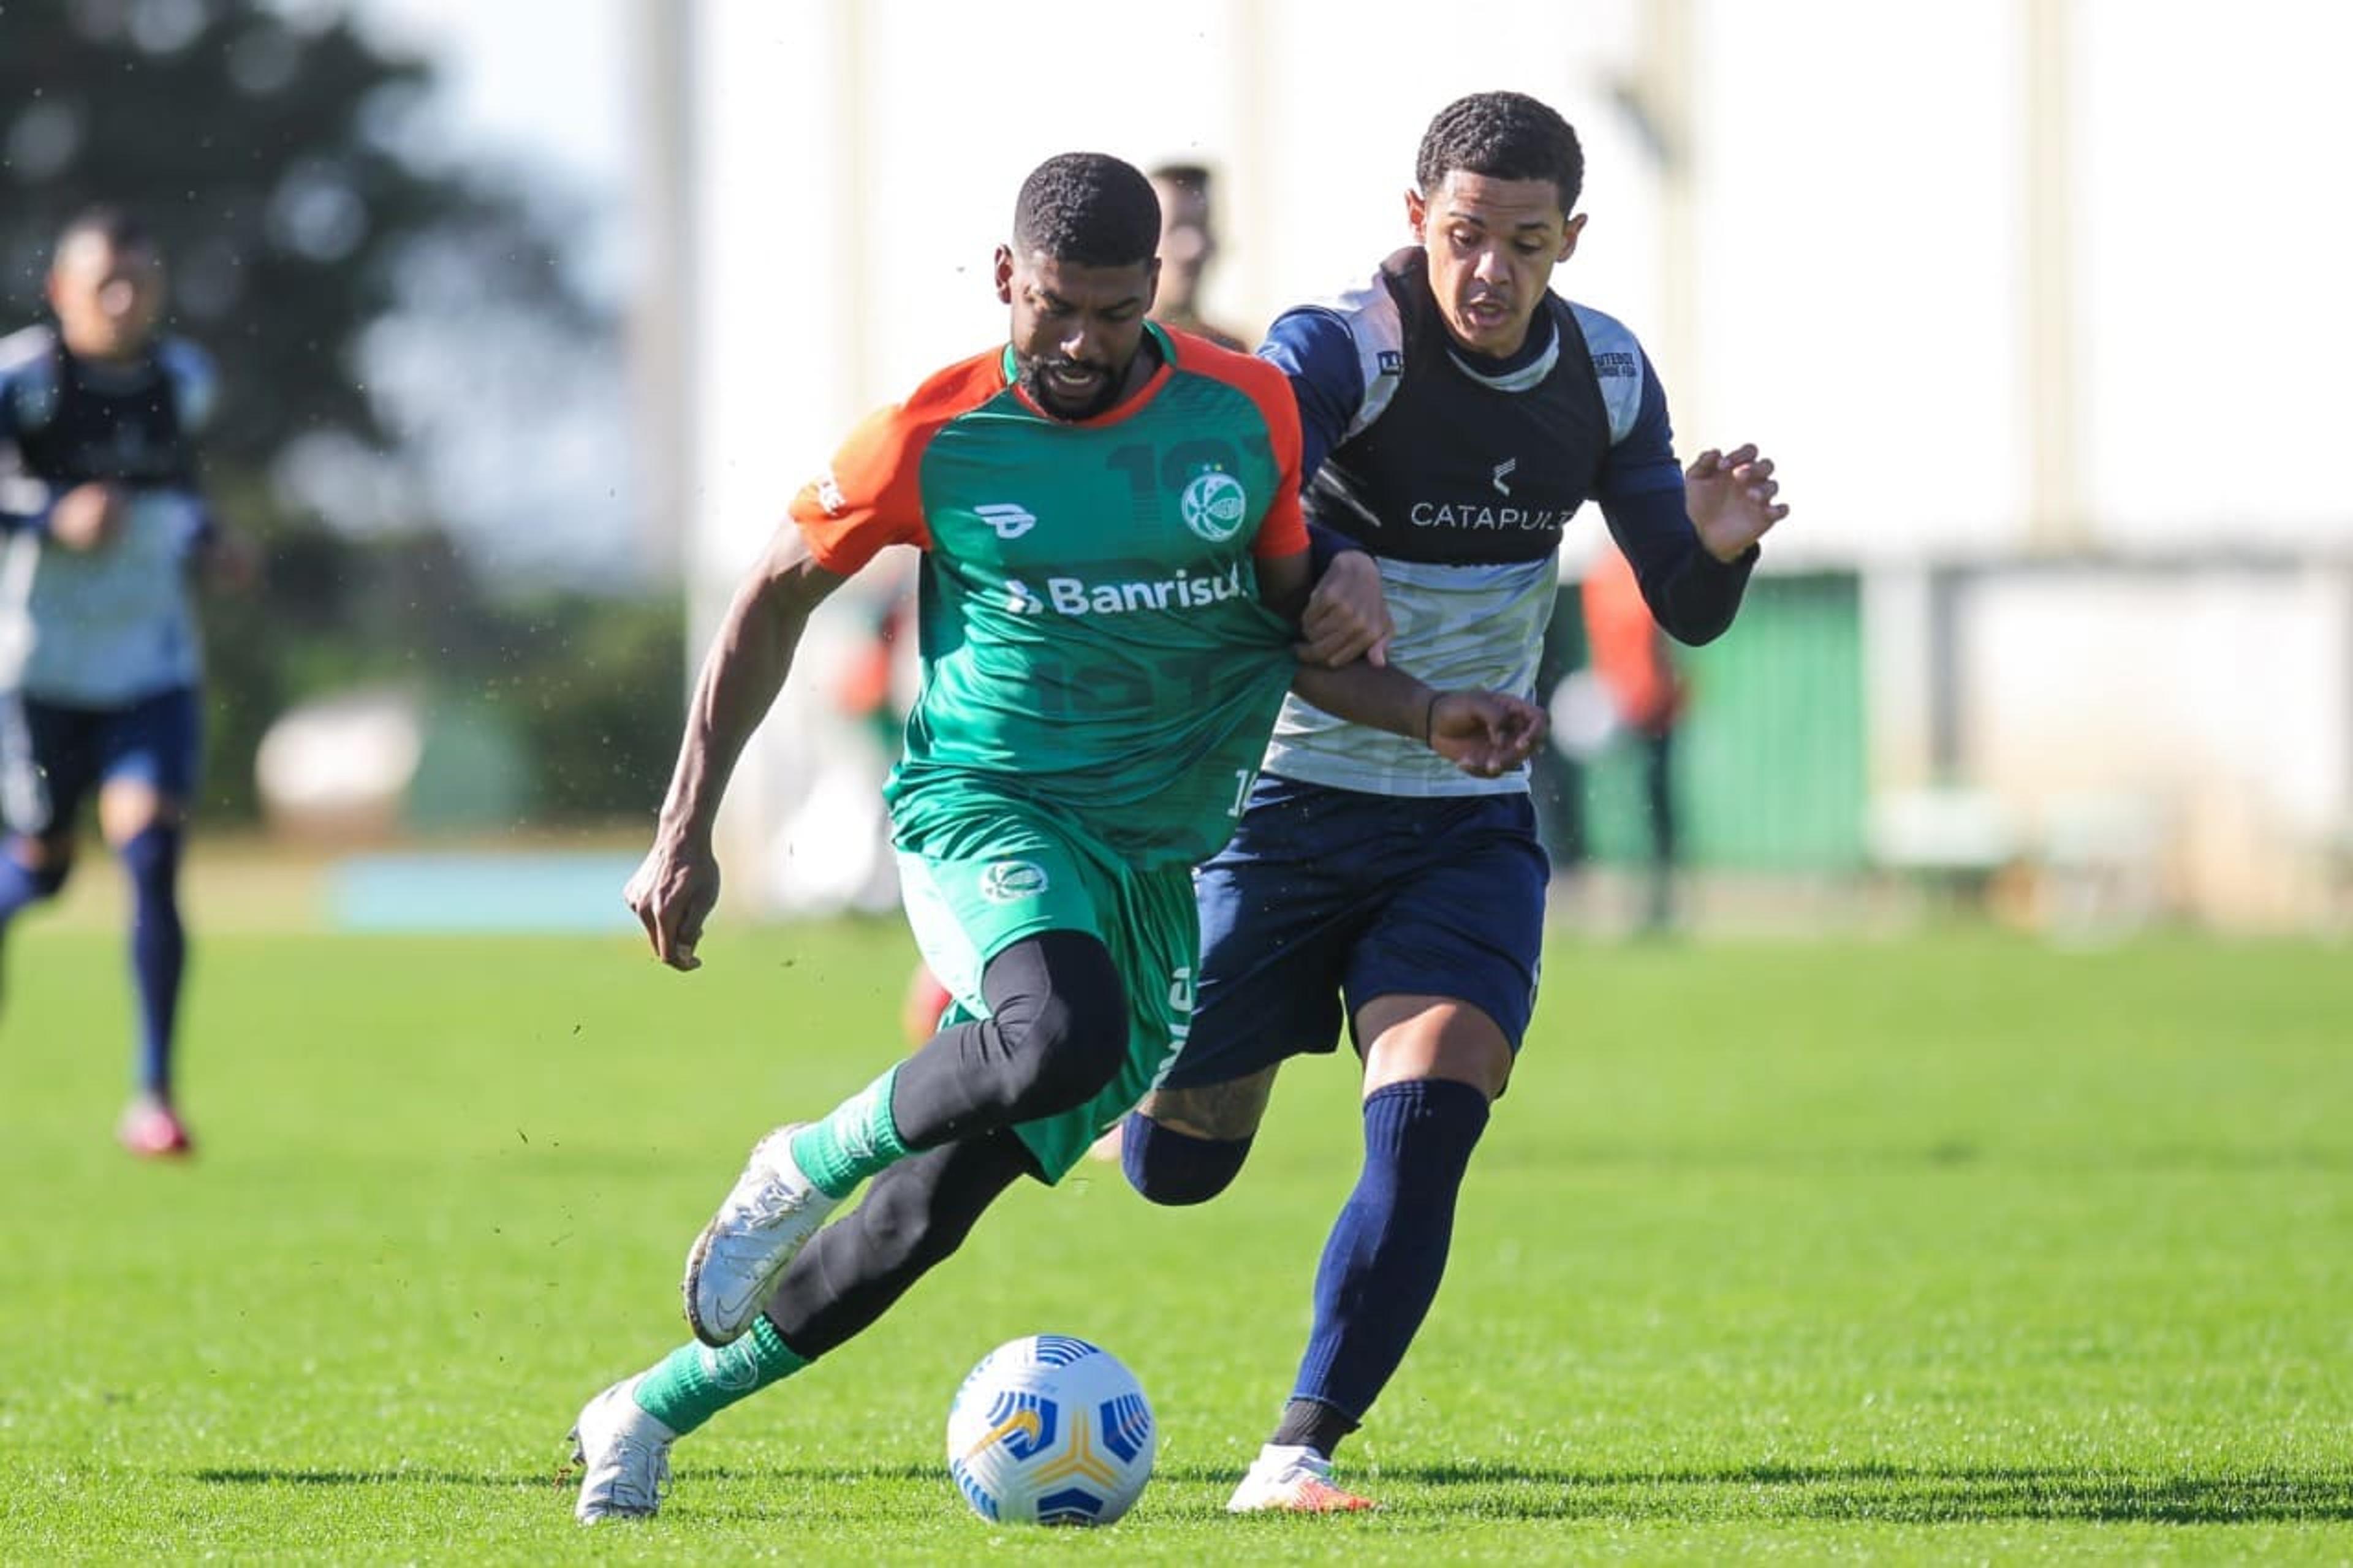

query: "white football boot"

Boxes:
[569, 1376, 676, 1523]
[682, 1123, 839, 1346]
[1226, 1443, 1381, 1513]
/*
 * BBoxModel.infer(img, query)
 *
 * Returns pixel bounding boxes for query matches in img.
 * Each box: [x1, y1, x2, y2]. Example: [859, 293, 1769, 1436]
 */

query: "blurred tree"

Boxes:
[0, 0, 594, 489]
[485, 591, 688, 825]
[0, 0, 666, 821]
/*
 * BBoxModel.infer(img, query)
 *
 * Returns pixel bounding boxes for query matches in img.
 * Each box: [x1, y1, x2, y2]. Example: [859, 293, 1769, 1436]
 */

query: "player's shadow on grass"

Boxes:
[190, 1460, 2353, 1526]
[1372, 1460, 2353, 1524]
[193, 1462, 970, 1492]
[656, 1460, 2353, 1528]
[192, 1468, 544, 1488]
[1544, 1143, 2353, 1173]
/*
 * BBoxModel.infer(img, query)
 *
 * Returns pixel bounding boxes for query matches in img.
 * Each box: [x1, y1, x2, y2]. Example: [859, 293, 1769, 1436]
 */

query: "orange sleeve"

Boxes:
[788, 349, 1009, 574]
[1582, 543, 1684, 732]
[787, 404, 935, 575]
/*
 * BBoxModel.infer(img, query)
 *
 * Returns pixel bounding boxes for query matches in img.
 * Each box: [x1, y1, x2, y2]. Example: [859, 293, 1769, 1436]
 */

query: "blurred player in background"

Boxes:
[1581, 534, 1688, 932]
[0, 207, 251, 1159]
[567, 151, 1539, 1523]
[1148, 161, 1250, 352]
[1119, 92, 1789, 1511]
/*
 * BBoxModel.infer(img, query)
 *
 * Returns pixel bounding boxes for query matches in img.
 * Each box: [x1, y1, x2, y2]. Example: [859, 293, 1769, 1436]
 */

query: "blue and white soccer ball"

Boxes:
[945, 1334, 1156, 1526]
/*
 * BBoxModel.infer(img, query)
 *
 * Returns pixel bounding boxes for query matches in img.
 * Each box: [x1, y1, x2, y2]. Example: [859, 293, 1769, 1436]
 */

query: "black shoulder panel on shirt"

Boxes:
[1310, 255, 1610, 566]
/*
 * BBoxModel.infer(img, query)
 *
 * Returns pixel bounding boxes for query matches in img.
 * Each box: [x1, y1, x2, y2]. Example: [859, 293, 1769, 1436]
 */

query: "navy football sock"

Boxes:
[1284, 1078, 1490, 1449]
[119, 825, 185, 1101]
[0, 853, 65, 925]
[1271, 1396, 1357, 1457]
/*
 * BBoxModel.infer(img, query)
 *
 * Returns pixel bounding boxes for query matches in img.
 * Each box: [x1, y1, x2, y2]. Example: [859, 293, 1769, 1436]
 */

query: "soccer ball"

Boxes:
[945, 1334, 1156, 1526]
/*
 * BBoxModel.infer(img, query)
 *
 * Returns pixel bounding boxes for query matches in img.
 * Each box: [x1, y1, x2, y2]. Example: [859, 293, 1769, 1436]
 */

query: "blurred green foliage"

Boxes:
[200, 516, 683, 823]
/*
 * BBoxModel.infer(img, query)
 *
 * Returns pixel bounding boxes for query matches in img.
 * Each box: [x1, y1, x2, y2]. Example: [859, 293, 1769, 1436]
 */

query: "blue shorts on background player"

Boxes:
[1120, 91, 1792, 1513]
[0, 207, 253, 1159]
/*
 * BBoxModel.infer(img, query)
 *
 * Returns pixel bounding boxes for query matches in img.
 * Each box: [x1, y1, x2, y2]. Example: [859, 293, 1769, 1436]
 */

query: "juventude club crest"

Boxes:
[978, 860, 1050, 903]
[1179, 469, 1248, 542]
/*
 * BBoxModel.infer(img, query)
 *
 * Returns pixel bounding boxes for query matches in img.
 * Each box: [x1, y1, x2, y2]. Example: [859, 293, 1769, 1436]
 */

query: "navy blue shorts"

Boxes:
[0, 686, 203, 837]
[1169, 774, 1550, 1090]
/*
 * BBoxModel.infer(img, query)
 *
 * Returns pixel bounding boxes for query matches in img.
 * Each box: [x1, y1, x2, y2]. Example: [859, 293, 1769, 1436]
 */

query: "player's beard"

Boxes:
[1018, 353, 1125, 422]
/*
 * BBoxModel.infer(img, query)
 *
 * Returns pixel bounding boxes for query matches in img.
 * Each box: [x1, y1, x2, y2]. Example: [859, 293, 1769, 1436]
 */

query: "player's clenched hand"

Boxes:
[47, 482, 129, 551]
[1295, 549, 1392, 668]
[1428, 690, 1547, 778]
[1685, 442, 1787, 563]
[625, 838, 721, 971]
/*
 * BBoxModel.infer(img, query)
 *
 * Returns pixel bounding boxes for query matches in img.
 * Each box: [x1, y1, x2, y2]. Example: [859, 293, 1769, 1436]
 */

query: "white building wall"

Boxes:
[2077, 0, 2353, 547]
[1694, 2, 2031, 565]
[1958, 564, 2352, 925]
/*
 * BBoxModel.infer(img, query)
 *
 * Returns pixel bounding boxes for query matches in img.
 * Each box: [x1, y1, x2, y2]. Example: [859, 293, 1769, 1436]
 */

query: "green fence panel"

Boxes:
[1577, 570, 1866, 872]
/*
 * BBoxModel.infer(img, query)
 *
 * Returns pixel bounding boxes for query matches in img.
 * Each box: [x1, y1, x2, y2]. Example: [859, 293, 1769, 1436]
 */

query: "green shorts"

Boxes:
[895, 813, 1197, 1183]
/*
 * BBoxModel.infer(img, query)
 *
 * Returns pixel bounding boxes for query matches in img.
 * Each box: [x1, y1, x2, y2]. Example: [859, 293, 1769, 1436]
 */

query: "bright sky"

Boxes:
[347, 0, 629, 198]
[324, 0, 638, 582]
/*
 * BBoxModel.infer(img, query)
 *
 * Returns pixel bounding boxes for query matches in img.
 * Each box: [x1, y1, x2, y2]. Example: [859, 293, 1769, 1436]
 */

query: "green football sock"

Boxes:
[631, 1316, 810, 1436]
[790, 1065, 912, 1200]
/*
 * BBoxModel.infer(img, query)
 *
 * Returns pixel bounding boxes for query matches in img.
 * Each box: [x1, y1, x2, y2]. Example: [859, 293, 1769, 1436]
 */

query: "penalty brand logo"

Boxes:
[1491, 457, 1518, 496]
[699, 1338, 765, 1392]
[1179, 469, 1248, 543]
[979, 860, 1050, 904]
[815, 470, 848, 517]
[831, 1081, 894, 1166]
[976, 502, 1037, 539]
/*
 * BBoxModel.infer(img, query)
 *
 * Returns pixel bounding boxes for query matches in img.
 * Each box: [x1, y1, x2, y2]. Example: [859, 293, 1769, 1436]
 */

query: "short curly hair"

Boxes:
[1415, 91, 1584, 213]
[1012, 153, 1162, 268]
[54, 204, 157, 263]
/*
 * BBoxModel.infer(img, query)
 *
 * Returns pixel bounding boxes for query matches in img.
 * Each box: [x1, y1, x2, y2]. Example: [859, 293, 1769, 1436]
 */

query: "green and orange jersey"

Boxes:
[788, 323, 1307, 871]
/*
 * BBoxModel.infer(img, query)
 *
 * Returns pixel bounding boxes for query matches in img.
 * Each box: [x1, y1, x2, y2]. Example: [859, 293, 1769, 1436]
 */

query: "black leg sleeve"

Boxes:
[889, 929, 1130, 1149]
[765, 1128, 1035, 1357]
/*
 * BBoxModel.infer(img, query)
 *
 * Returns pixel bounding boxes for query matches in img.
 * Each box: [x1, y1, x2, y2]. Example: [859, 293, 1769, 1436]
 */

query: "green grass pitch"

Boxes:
[2, 923, 2349, 1562]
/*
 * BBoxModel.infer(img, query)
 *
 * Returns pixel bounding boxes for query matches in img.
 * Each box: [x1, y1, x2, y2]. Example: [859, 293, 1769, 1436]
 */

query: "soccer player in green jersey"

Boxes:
[568, 152, 1544, 1523]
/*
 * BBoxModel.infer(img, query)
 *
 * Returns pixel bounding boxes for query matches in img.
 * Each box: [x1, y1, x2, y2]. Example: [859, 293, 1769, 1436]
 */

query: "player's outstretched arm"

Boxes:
[1601, 441, 1786, 647]
[626, 526, 848, 971]
[1289, 661, 1547, 779]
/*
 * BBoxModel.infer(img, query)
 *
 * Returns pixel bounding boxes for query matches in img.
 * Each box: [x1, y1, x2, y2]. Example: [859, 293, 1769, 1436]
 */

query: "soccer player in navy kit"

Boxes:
[1119, 93, 1791, 1510]
[0, 208, 249, 1158]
